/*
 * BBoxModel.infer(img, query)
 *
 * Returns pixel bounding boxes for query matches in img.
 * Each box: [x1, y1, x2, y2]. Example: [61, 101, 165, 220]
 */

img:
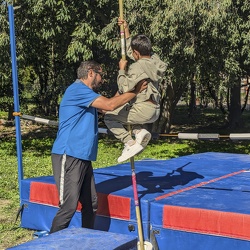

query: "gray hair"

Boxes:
[77, 61, 101, 79]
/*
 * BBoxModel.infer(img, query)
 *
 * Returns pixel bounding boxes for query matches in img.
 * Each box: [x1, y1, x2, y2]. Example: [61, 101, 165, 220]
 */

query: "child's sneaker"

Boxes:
[118, 142, 144, 163]
[135, 129, 151, 148]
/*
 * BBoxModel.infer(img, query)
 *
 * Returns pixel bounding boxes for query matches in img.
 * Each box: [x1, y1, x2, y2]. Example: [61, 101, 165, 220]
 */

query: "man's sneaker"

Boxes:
[118, 142, 144, 163]
[135, 129, 151, 148]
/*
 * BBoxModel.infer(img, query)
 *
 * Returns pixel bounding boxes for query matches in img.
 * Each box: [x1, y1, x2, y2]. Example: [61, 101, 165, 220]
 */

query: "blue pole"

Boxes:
[8, 4, 23, 200]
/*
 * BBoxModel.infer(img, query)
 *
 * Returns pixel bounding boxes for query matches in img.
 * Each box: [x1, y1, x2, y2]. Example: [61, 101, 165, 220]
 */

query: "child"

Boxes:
[104, 19, 167, 162]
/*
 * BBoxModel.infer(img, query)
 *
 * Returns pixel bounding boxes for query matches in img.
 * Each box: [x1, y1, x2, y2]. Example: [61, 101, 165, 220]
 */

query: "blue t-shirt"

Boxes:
[52, 80, 101, 161]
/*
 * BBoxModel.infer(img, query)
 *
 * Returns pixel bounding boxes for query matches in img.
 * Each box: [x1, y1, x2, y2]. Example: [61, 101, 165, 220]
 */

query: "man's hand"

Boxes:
[134, 79, 148, 94]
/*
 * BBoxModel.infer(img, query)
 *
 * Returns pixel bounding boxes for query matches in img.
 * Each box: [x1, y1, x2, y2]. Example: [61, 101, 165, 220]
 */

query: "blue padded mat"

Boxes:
[19, 152, 250, 250]
[8, 227, 137, 250]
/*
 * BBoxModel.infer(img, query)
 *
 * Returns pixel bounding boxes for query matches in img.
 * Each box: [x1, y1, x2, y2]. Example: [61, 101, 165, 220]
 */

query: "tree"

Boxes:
[146, 0, 250, 131]
[1, 0, 250, 132]
[2, 0, 119, 116]
[0, 1, 15, 120]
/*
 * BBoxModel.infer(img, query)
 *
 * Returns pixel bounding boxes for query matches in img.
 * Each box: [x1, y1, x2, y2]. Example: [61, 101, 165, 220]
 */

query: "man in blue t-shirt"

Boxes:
[50, 60, 147, 233]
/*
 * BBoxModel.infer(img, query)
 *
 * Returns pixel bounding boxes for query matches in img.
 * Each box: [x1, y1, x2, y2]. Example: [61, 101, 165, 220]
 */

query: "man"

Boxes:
[50, 60, 147, 233]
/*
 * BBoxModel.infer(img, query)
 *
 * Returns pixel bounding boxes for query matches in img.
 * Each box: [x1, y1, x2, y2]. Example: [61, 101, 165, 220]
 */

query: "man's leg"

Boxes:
[79, 162, 98, 229]
[50, 155, 88, 233]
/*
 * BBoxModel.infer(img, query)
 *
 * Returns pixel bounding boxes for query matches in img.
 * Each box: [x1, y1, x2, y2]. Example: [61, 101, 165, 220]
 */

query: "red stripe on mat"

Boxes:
[155, 169, 246, 201]
[30, 182, 60, 207]
[163, 205, 250, 240]
[29, 181, 130, 219]
[97, 193, 131, 220]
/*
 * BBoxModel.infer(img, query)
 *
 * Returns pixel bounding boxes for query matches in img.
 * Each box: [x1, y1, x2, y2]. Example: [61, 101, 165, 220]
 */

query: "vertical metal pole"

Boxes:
[118, 2, 146, 248]
[128, 126, 145, 250]
[118, 0, 126, 60]
[119, 0, 147, 250]
[131, 159, 145, 250]
[8, 4, 23, 199]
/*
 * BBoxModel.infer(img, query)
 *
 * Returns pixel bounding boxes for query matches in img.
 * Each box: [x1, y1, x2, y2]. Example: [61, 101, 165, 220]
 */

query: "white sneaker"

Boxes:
[118, 142, 144, 163]
[135, 129, 151, 148]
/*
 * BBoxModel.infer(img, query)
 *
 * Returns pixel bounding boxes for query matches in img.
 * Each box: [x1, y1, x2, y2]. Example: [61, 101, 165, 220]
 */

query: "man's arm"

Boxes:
[91, 80, 147, 111]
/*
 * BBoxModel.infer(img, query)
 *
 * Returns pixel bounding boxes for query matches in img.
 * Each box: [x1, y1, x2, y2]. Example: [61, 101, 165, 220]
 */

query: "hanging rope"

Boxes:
[156, 132, 250, 140]
[119, 0, 126, 60]
[13, 112, 109, 134]
[13, 112, 250, 140]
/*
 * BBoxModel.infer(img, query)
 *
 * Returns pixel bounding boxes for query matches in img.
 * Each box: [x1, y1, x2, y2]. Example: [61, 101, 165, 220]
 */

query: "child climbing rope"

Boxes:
[104, 18, 167, 162]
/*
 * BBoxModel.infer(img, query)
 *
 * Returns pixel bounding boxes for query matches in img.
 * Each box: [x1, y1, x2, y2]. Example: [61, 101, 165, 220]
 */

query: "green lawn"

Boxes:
[1, 108, 250, 249]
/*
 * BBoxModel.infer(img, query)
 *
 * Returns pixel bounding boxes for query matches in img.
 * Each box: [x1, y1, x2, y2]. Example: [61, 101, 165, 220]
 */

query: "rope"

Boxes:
[156, 132, 250, 140]
[13, 112, 58, 126]
[14, 112, 250, 140]
[119, 0, 126, 60]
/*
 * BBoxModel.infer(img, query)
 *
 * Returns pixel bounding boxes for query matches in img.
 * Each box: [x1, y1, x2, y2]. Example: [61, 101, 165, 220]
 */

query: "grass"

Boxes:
[1, 107, 250, 249]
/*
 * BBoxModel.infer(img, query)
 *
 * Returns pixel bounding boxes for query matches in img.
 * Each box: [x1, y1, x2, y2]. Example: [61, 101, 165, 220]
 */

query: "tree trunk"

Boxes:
[153, 79, 185, 133]
[228, 78, 242, 128]
[241, 77, 249, 112]
[188, 79, 196, 117]
[7, 105, 14, 121]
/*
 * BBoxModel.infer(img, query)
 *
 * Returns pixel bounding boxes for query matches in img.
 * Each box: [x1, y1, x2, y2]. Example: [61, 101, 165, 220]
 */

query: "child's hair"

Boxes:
[131, 34, 152, 56]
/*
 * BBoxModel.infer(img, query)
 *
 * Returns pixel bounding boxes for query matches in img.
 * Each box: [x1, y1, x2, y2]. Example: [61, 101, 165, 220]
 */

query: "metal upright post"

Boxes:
[119, 0, 126, 60]
[128, 126, 145, 250]
[8, 3, 23, 198]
